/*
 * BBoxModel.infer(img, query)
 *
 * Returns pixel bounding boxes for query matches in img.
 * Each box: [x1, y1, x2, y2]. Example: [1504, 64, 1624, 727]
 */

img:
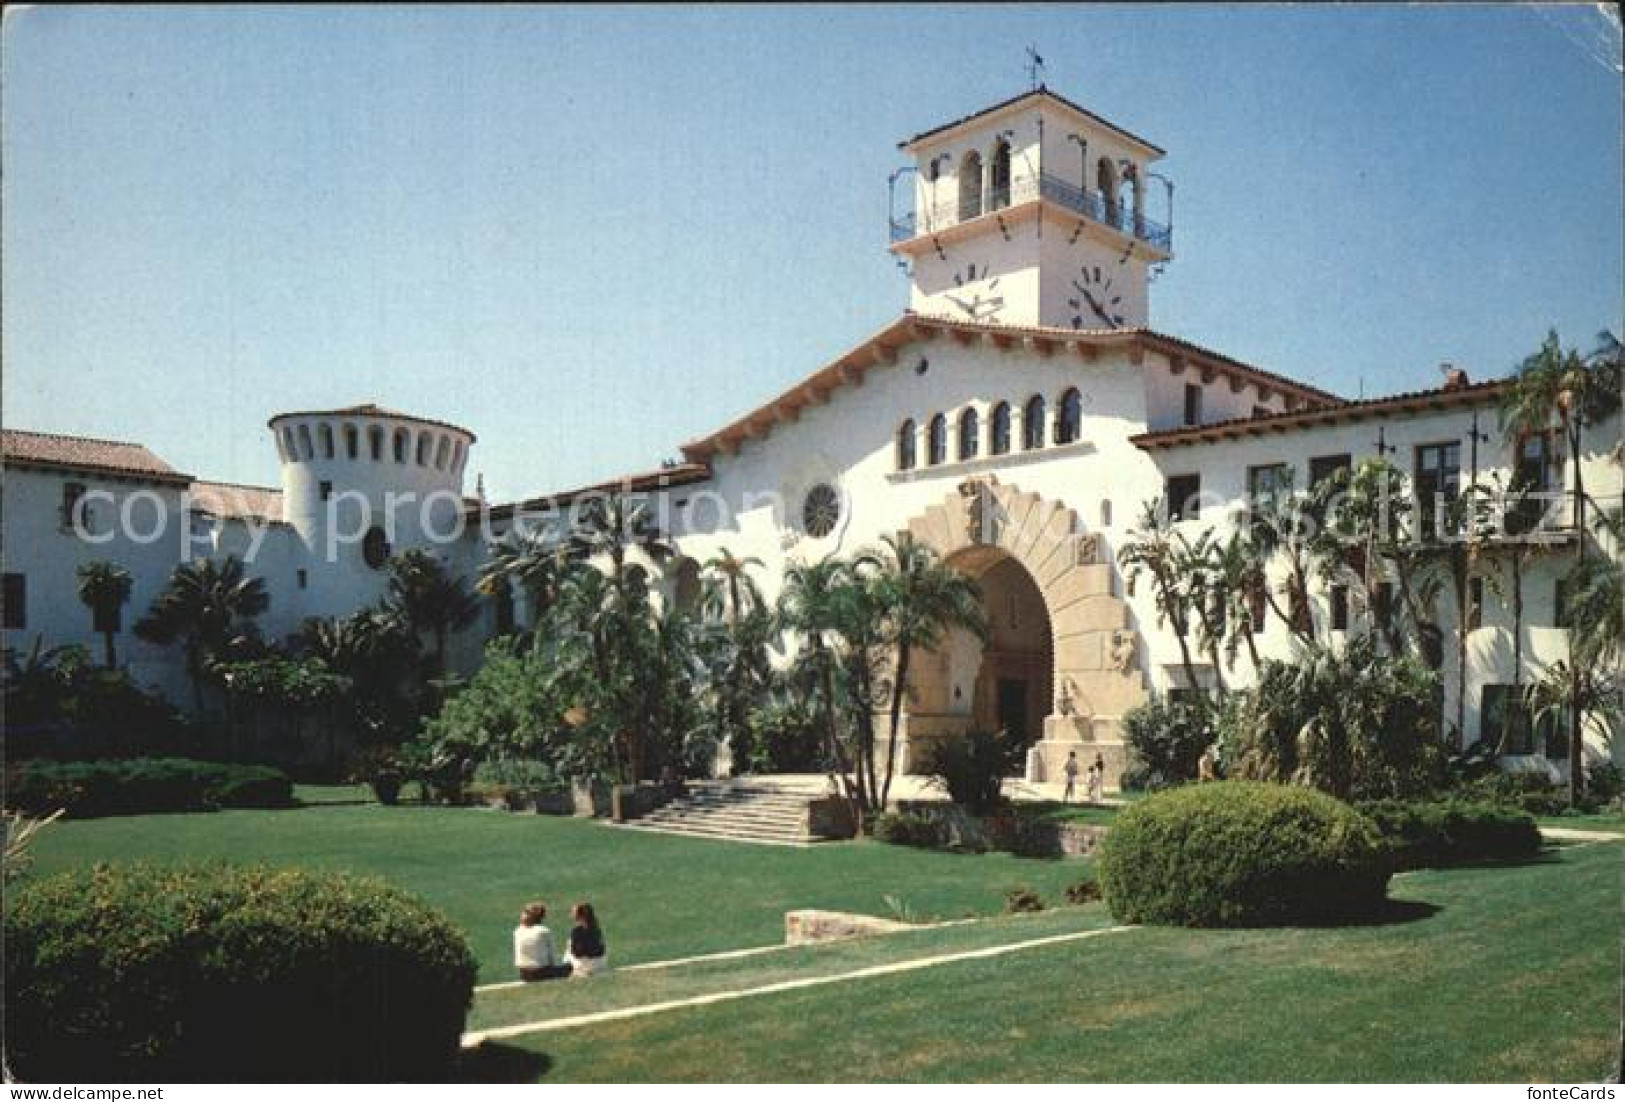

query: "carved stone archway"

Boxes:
[897, 476, 1146, 788]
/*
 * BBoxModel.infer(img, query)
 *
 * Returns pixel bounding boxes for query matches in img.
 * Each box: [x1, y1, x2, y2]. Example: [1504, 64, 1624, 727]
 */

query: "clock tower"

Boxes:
[888, 87, 1172, 330]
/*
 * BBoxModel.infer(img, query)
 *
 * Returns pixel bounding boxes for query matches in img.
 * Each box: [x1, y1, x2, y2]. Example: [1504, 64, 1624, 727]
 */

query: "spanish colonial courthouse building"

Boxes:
[5, 88, 1620, 786]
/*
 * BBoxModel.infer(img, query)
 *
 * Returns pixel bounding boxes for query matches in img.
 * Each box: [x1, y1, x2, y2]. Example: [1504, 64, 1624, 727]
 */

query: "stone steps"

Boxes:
[617, 783, 828, 845]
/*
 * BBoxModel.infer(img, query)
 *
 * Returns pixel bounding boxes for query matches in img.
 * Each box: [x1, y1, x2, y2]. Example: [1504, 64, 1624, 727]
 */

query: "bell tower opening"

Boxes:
[887, 87, 1172, 330]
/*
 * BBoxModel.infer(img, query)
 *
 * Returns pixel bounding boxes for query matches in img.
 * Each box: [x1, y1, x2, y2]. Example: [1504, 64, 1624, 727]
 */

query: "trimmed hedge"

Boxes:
[1358, 798, 1541, 869]
[4, 862, 478, 1082]
[4, 758, 293, 818]
[872, 810, 947, 848]
[1097, 781, 1390, 927]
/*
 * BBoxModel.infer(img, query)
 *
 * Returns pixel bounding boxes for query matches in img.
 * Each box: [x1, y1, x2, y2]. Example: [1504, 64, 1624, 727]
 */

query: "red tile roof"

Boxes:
[480, 463, 713, 521]
[189, 481, 285, 522]
[1130, 378, 1512, 449]
[901, 87, 1165, 157]
[0, 429, 192, 484]
[679, 312, 1342, 463]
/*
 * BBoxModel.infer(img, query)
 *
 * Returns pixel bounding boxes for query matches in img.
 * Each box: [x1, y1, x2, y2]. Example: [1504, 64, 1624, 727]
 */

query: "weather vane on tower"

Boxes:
[1025, 45, 1045, 90]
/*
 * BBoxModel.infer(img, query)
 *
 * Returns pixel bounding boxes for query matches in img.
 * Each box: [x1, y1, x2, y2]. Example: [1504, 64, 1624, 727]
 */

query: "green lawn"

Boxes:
[29, 803, 1093, 982]
[485, 843, 1623, 1082]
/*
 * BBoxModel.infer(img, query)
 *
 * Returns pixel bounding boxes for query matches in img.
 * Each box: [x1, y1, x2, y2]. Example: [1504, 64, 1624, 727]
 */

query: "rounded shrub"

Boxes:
[1097, 781, 1390, 927]
[4, 862, 477, 1082]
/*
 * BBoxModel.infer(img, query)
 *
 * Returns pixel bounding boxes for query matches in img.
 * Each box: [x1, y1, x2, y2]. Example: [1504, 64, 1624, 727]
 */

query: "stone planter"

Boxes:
[570, 778, 613, 818]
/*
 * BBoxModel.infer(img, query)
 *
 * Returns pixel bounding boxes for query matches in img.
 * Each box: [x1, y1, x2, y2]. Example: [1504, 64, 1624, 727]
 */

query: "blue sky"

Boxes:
[4, 5, 1621, 503]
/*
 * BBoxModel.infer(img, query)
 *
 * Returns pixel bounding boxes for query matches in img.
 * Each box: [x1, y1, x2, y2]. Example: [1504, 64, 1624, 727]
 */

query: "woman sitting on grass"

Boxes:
[513, 901, 569, 982]
[564, 902, 608, 977]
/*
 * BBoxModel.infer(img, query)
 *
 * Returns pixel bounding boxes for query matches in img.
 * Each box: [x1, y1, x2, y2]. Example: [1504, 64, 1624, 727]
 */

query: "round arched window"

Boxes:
[801, 484, 841, 539]
[362, 526, 391, 570]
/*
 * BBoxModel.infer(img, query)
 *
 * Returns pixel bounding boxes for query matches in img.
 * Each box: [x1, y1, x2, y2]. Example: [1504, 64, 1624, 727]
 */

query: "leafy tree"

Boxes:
[776, 557, 856, 783]
[134, 556, 269, 716]
[569, 495, 674, 601]
[75, 562, 133, 669]
[697, 549, 773, 767]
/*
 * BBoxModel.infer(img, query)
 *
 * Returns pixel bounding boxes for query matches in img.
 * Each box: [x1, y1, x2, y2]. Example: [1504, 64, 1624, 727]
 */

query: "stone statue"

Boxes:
[1109, 629, 1137, 674]
[957, 476, 999, 545]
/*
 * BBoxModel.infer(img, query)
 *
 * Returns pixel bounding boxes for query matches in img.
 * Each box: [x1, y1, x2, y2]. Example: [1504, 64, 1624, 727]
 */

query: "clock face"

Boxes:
[1068, 264, 1126, 330]
[944, 262, 1005, 322]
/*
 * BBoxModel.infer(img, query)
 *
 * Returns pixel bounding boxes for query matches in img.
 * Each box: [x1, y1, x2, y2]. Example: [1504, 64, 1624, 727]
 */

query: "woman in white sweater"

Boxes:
[513, 901, 568, 981]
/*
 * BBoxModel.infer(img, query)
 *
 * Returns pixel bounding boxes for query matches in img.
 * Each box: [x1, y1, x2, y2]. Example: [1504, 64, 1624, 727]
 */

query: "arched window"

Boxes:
[1056, 387, 1083, 445]
[297, 424, 315, 461]
[958, 151, 983, 222]
[452, 441, 465, 473]
[989, 139, 1012, 211]
[318, 423, 335, 460]
[897, 419, 917, 471]
[1100, 499, 1113, 528]
[1122, 164, 1141, 232]
[280, 427, 297, 461]
[1097, 157, 1119, 227]
[344, 424, 359, 460]
[368, 425, 384, 461]
[392, 429, 407, 464]
[435, 436, 451, 471]
[958, 407, 980, 461]
[928, 414, 947, 466]
[416, 432, 430, 466]
[1023, 395, 1046, 451]
[991, 402, 1012, 456]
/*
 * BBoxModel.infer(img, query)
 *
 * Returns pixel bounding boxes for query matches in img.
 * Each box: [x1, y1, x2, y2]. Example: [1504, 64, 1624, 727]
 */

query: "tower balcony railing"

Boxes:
[889, 171, 1172, 252]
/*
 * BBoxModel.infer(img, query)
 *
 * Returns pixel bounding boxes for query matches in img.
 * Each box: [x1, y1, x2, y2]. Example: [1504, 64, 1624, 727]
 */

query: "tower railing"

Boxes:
[889, 171, 1172, 252]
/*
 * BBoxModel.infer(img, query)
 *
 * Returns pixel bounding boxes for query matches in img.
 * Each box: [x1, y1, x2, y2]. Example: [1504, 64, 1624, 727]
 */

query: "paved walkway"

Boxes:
[464, 924, 1136, 1046]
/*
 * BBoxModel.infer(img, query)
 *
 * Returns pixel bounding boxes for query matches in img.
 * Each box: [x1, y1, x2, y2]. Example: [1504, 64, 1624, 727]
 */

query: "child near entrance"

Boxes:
[1087, 752, 1106, 803]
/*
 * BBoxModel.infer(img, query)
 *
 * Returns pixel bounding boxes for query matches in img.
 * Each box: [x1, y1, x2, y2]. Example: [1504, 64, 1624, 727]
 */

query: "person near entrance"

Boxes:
[1087, 752, 1106, 803]
[1062, 751, 1080, 803]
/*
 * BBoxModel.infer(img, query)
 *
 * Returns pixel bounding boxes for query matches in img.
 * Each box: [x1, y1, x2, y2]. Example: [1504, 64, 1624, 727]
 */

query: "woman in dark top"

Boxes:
[565, 901, 607, 976]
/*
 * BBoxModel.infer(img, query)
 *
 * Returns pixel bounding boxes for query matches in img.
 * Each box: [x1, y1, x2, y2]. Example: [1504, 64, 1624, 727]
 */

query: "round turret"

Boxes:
[267, 403, 475, 569]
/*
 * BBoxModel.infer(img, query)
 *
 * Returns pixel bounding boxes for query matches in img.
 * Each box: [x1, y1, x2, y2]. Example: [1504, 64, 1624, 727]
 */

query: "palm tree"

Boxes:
[1175, 529, 1229, 696]
[75, 562, 133, 669]
[569, 495, 675, 602]
[698, 548, 771, 766]
[1245, 470, 1320, 647]
[1118, 500, 1201, 691]
[477, 528, 571, 631]
[1211, 532, 1263, 674]
[701, 547, 766, 625]
[384, 550, 481, 676]
[134, 555, 269, 716]
[1500, 329, 1623, 802]
[864, 533, 986, 811]
[777, 557, 856, 786]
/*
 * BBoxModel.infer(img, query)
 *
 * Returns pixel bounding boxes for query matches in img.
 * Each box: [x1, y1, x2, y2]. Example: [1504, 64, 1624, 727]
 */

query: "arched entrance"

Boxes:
[895, 476, 1147, 787]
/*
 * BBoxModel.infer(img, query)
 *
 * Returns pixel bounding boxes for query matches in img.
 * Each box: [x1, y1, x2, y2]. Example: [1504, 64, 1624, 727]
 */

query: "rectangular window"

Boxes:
[1508, 432, 1557, 535]
[1183, 384, 1203, 427]
[297, 569, 308, 590]
[1541, 708, 1570, 760]
[1554, 577, 1572, 629]
[1415, 441, 1462, 537]
[1466, 576, 1484, 631]
[1247, 463, 1291, 506]
[1166, 474, 1201, 522]
[1374, 582, 1395, 631]
[1309, 454, 1352, 491]
[1330, 585, 1349, 631]
[319, 481, 333, 501]
[1481, 684, 1532, 755]
[60, 481, 87, 531]
[2, 573, 26, 629]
